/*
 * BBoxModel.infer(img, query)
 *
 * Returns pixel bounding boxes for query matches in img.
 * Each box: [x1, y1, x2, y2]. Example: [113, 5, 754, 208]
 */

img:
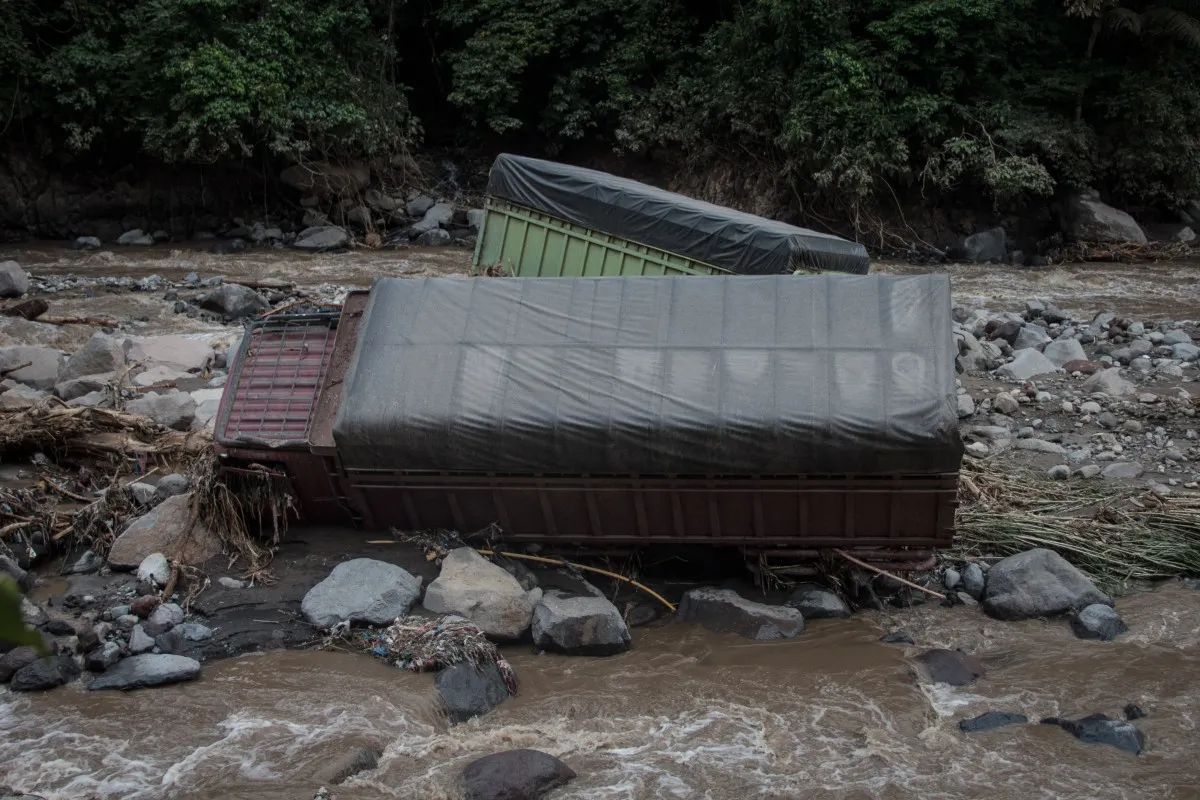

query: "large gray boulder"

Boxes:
[677, 588, 804, 640]
[87, 654, 201, 691]
[0, 261, 30, 298]
[462, 749, 576, 800]
[117, 229, 155, 246]
[1043, 338, 1087, 368]
[199, 284, 269, 318]
[1013, 325, 1051, 351]
[189, 387, 225, 430]
[365, 188, 398, 213]
[301, 558, 422, 629]
[293, 225, 349, 252]
[996, 348, 1059, 381]
[0, 646, 40, 683]
[531, 591, 631, 655]
[982, 548, 1111, 620]
[129, 624, 156, 654]
[423, 548, 541, 639]
[954, 324, 1002, 374]
[406, 194, 435, 218]
[107, 493, 222, 570]
[60, 333, 129, 382]
[423, 202, 455, 228]
[1082, 368, 1137, 398]
[127, 335, 214, 372]
[784, 583, 851, 619]
[950, 227, 1006, 263]
[143, 602, 185, 636]
[124, 390, 196, 430]
[0, 383, 48, 410]
[415, 228, 452, 247]
[1065, 192, 1147, 244]
[1172, 342, 1199, 362]
[435, 661, 511, 723]
[961, 563, 986, 600]
[0, 346, 66, 390]
[10, 655, 81, 692]
[55, 372, 115, 401]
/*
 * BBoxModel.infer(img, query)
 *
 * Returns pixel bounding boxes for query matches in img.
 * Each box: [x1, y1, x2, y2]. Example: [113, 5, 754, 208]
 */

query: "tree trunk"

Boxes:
[1074, 16, 1103, 124]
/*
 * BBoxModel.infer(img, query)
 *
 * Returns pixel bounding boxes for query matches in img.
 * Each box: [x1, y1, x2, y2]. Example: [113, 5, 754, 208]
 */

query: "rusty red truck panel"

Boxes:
[213, 311, 350, 524]
[214, 313, 339, 450]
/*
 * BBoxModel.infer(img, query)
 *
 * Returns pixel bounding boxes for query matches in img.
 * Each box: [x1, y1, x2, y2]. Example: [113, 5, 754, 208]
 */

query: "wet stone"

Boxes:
[1124, 704, 1147, 721]
[85, 642, 122, 672]
[1070, 604, 1127, 641]
[959, 711, 1029, 733]
[1042, 714, 1145, 755]
[677, 588, 804, 640]
[879, 631, 915, 645]
[10, 655, 81, 692]
[435, 661, 511, 724]
[462, 749, 577, 800]
[784, 583, 851, 619]
[312, 747, 381, 787]
[915, 649, 986, 686]
[961, 563, 986, 600]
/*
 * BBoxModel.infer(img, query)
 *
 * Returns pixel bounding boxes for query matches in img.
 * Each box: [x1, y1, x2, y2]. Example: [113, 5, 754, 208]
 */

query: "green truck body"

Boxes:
[470, 154, 871, 278]
[472, 197, 727, 278]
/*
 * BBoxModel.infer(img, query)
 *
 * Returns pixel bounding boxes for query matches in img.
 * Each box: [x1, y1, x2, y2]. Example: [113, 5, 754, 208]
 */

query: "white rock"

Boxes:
[127, 335, 214, 372]
[1082, 368, 1137, 398]
[957, 394, 976, 418]
[996, 349, 1059, 381]
[190, 388, 225, 430]
[132, 365, 192, 388]
[1043, 338, 1087, 367]
[302, 558, 423, 629]
[136, 553, 171, 586]
[423, 548, 541, 640]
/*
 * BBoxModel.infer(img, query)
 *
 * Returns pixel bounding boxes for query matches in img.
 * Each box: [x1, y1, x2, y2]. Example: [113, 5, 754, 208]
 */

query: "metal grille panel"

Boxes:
[216, 315, 338, 448]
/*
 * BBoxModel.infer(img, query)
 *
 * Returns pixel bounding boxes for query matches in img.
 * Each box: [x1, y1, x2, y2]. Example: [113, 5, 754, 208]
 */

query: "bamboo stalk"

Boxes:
[833, 549, 946, 600]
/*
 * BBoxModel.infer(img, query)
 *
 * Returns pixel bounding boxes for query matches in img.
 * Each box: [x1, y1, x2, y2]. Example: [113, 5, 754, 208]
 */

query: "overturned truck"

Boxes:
[472, 154, 871, 278]
[213, 274, 963, 568]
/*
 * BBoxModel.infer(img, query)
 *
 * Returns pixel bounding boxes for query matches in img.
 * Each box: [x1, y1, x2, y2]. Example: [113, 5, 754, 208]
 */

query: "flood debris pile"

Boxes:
[957, 458, 1200, 591]
[309, 545, 633, 724]
[371, 615, 518, 693]
[0, 347, 295, 698]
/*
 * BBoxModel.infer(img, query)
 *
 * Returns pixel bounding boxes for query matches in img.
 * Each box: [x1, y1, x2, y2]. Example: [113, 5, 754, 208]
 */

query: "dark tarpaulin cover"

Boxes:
[331, 275, 963, 476]
[486, 153, 870, 276]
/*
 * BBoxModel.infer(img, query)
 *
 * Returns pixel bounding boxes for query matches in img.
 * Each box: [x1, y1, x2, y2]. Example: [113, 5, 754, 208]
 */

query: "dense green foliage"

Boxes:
[3, 0, 1199, 213]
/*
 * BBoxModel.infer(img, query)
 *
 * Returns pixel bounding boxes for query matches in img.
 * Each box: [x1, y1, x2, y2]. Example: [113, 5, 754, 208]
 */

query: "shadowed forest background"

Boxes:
[2, 0, 1199, 240]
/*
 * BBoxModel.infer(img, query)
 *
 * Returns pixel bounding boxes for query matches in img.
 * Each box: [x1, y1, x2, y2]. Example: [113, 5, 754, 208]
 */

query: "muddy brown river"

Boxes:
[4, 585, 1199, 799]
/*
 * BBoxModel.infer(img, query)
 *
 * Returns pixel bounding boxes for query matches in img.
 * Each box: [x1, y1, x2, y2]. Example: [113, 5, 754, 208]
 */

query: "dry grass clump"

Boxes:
[957, 457, 1200, 591]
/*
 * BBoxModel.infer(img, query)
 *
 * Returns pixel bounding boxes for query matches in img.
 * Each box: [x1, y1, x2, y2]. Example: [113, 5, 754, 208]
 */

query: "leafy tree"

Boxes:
[1065, 0, 1200, 121]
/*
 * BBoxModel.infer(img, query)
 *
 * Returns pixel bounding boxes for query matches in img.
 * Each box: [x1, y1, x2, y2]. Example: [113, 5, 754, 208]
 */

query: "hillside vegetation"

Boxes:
[3, 0, 1199, 219]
